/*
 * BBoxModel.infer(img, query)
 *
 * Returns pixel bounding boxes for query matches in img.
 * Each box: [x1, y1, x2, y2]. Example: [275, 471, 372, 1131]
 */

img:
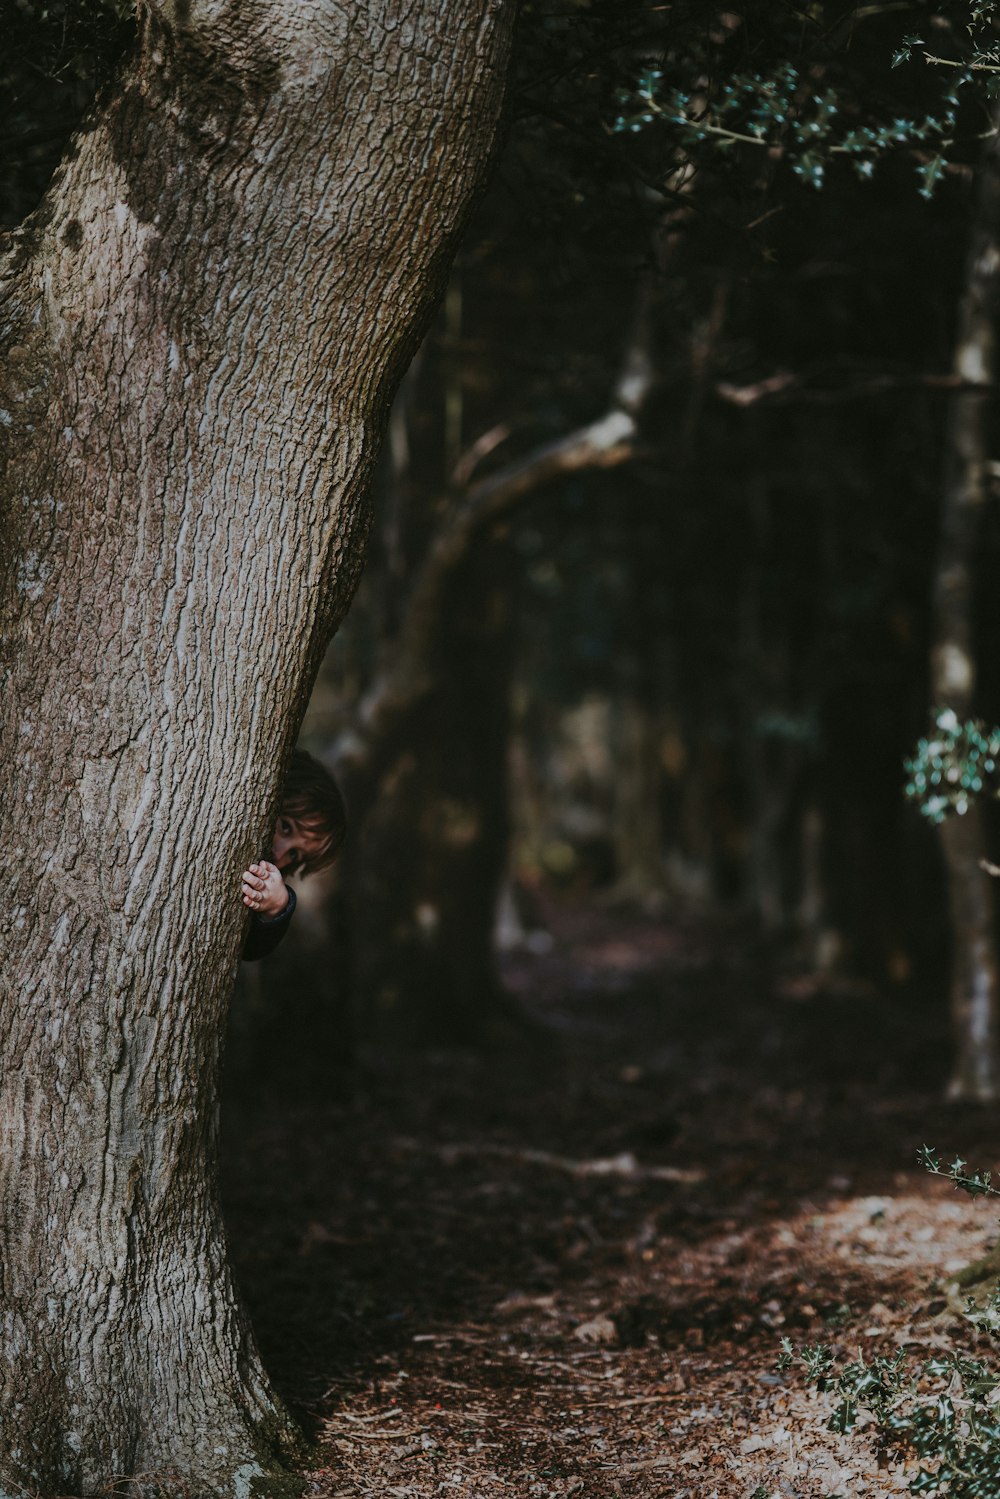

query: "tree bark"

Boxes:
[0, 2, 514, 1493]
[931, 122, 1000, 1101]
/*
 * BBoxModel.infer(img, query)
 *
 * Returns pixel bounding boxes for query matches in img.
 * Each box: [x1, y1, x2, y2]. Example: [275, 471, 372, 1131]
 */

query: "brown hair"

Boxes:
[278, 749, 347, 876]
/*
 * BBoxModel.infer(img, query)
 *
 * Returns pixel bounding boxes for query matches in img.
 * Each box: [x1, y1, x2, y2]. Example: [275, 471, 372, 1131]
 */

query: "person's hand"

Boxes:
[240, 860, 290, 919]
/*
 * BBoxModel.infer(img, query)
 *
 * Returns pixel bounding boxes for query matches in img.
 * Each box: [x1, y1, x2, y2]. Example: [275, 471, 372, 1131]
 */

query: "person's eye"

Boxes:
[280, 818, 292, 834]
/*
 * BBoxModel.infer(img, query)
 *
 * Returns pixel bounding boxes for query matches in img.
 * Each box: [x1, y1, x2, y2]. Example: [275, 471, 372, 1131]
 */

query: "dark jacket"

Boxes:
[242, 884, 297, 961]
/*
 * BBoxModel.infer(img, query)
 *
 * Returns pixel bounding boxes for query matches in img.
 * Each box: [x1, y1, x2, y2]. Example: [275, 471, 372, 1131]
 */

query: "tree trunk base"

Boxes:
[0, 1409, 307, 1499]
[945, 1071, 1000, 1103]
[943, 1240, 1000, 1319]
[948, 1240, 1000, 1292]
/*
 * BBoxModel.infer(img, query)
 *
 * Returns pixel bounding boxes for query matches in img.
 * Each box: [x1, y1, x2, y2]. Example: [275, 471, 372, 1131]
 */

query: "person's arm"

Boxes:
[239, 859, 295, 963]
[242, 884, 297, 961]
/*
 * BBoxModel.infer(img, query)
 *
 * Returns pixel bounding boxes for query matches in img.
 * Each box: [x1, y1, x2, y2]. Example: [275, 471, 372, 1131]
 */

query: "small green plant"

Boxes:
[776, 1147, 1000, 1495]
[904, 713, 1000, 824]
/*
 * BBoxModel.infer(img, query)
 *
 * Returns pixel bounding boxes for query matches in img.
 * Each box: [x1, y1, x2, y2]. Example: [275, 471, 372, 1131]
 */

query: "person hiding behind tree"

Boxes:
[240, 749, 346, 961]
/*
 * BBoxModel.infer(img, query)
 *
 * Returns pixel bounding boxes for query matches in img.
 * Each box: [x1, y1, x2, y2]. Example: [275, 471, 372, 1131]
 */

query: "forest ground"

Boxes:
[222, 902, 1000, 1499]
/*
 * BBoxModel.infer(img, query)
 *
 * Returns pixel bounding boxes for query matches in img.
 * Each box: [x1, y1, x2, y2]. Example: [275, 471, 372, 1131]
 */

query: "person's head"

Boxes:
[271, 749, 347, 877]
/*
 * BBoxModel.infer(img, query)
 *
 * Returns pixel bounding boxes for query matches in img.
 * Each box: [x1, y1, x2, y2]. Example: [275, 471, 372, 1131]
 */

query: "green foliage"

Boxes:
[778, 1336, 835, 1381]
[610, 3, 1000, 199]
[893, 35, 927, 70]
[904, 712, 1000, 823]
[614, 65, 961, 193]
[779, 1146, 1000, 1496]
[917, 1144, 997, 1199]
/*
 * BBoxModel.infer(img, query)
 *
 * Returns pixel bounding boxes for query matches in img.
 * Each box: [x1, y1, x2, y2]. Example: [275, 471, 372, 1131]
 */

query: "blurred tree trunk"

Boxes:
[932, 124, 1000, 1101]
[740, 485, 799, 933]
[612, 692, 667, 906]
[611, 491, 672, 907]
[0, 0, 513, 1490]
[335, 311, 652, 1043]
[351, 538, 520, 1043]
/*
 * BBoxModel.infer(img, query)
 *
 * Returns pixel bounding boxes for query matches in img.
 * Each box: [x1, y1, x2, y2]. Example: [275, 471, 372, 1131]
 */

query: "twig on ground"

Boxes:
[602, 1455, 675, 1473]
[333, 1430, 425, 1442]
[395, 1137, 703, 1183]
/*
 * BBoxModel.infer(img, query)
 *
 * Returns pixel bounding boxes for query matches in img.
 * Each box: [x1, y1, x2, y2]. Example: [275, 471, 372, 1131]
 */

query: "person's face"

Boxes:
[271, 813, 328, 875]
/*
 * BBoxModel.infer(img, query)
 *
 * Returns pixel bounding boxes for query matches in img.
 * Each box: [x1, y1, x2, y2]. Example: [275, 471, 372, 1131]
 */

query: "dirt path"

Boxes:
[222, 906, 1000, 1497]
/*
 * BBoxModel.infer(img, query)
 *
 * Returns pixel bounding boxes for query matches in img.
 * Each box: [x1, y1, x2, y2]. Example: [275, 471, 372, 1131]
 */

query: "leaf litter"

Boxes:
[222, 902, 1000, 1497]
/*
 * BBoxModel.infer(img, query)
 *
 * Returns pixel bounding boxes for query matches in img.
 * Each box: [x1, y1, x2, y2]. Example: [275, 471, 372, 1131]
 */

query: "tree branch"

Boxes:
[925, 53, 1000, 74]
[715, 368, 989, 408]
[333, 283, 657, 789]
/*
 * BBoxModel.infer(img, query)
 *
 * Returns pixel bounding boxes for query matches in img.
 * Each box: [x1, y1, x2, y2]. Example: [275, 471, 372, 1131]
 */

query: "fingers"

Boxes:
[241, 871, 267, 910]
[240, 861, 284, 915]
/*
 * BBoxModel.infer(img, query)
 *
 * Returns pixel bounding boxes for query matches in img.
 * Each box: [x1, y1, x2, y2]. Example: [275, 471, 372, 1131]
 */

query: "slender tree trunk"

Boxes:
[609, 501, 671, 908]
[660, 725, 713, 901]
[352, 536, 519, 1044]
[0, 2, 514, 1492]
[931, 124, 1000, 1101]
[611, 692, 667, 906]
[739, 486, 801, 933]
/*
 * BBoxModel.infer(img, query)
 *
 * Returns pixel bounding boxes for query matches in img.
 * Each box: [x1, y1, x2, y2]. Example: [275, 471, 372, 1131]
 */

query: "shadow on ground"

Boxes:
[220, 904, 1000, 1497]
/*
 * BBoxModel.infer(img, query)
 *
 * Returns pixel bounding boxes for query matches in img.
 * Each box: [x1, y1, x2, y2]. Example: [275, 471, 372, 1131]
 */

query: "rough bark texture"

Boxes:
[930, 122, 1000, 1102]
[0, 1, 514, 1493]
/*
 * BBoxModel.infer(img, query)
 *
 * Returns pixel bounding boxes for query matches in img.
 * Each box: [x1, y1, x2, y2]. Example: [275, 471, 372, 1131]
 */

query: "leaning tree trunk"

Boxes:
[931, 123, 1000, 1102]
[0, 2, 513, 1494]
[331, 295, 651, 1045]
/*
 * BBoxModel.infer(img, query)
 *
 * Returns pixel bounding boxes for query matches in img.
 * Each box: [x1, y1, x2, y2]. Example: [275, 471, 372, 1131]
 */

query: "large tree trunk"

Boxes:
[931, 123, 1000, 1101]
[0, 2, 514, 1493]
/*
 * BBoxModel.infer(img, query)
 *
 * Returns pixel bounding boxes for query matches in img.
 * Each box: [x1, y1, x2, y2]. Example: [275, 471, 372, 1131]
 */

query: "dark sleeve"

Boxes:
[241, 884, 297, 962]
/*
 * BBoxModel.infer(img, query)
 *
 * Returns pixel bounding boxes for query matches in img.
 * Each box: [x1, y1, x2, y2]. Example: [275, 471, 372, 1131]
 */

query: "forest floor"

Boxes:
[222, 902, 1000, 1499]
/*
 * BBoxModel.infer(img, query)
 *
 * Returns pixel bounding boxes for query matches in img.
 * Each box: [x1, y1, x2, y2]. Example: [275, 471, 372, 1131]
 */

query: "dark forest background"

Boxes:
[7, 0, 1000, 1098]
